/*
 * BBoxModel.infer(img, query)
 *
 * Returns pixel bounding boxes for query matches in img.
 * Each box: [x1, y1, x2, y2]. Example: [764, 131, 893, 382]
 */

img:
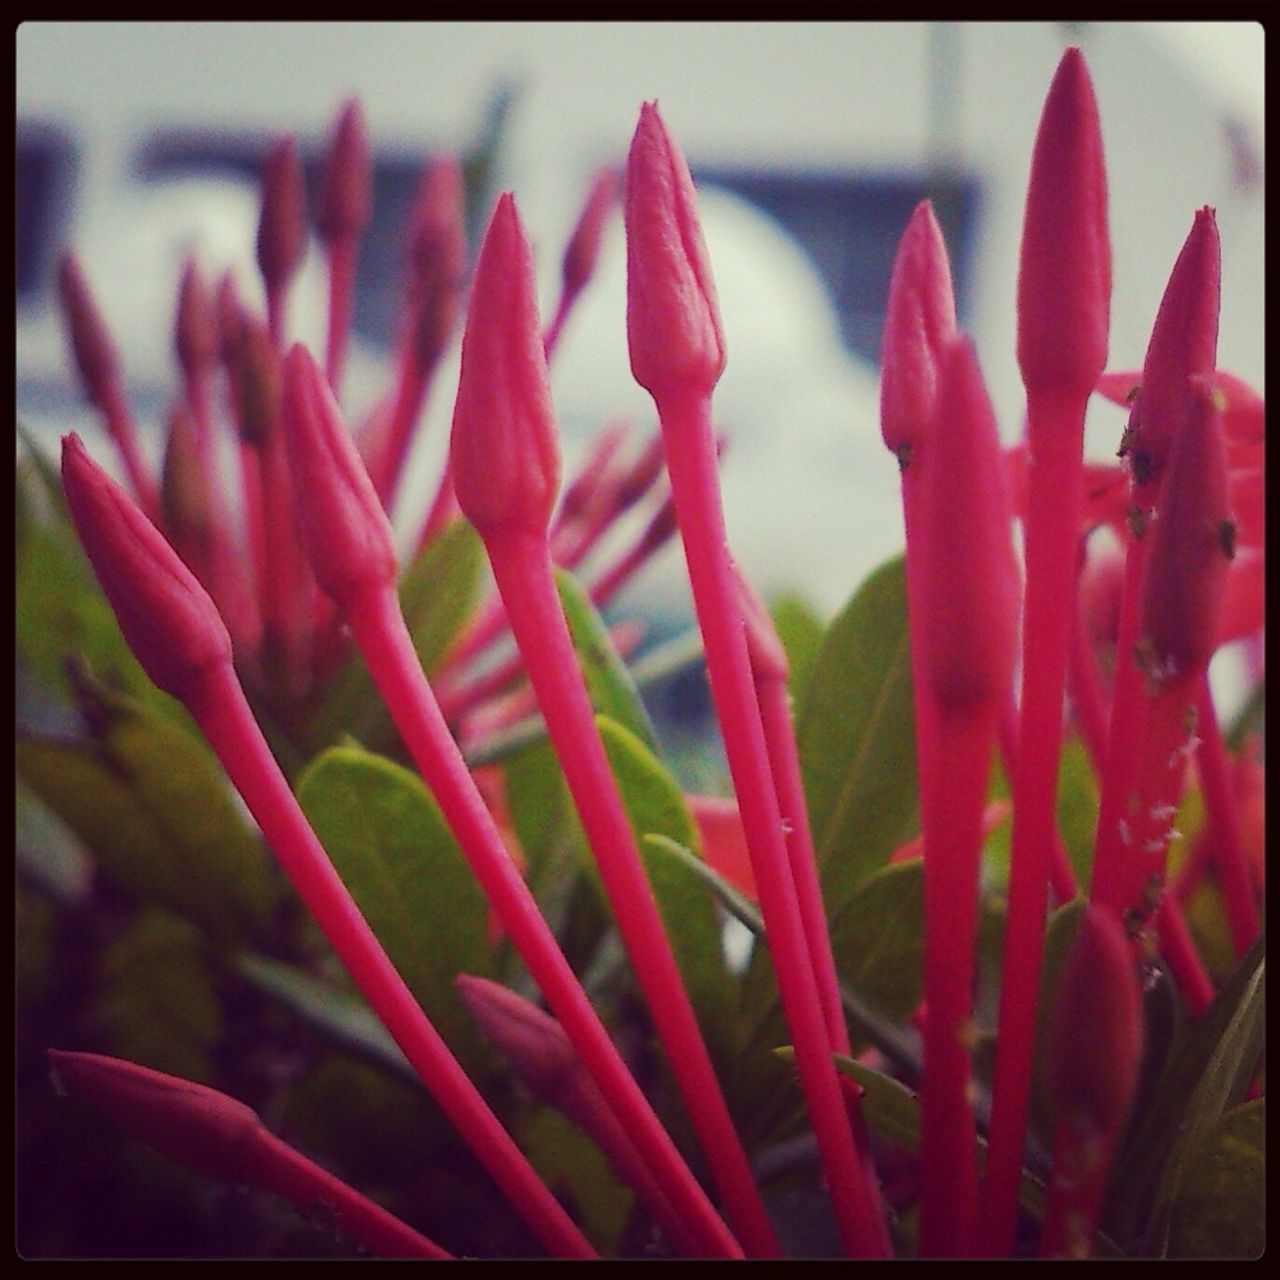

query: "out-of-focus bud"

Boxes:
[281, 344, 398, 606]
[58, 253, 119, 407]
[174, 257, 219, 381]
[256, 135, 308, 294]
[450, 194, 561, 537]
[624, 102, 725, 403]
[1017, 46, 1111, 397]
[161, 398, 212, 567]
[405, 155, 467, 368]
[61, 434, 232, 701]
[230, 312, 283, 447]
[880, 200, 957, 463]
[562, 165, 620, 299]
[317, 98, 372, 243]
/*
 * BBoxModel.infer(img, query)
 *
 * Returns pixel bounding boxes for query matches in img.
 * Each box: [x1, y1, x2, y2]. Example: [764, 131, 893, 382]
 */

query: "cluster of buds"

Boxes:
[33, 44, 1263, 1261]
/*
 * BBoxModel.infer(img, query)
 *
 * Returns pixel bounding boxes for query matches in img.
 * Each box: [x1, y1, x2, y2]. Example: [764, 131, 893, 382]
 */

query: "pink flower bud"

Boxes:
[880, 200, 957, 461]
[562, 165, 620, 298]
[174, 256, 219, 379]
[624, 102, 725, 402]
[1017, 47, 1111, 396]
[1138, 379, 1232, 686]
[1044, 905, 1143, 1135]
[450, 194, 561, 536]
[160, 397, 212, 560]
[281, 344, 398, 606]
[49, 1049, 263, 1182]
[404, 155, 467, 369]
[62, 434, 232, 701]
[57, 253, 119, 407]
[229, 310, 283, 447]
[1122, 208, 1220, 488]
[256, 135, 308, 293]
[317, 98, 372, 242]
[917, 337, 1021, 710]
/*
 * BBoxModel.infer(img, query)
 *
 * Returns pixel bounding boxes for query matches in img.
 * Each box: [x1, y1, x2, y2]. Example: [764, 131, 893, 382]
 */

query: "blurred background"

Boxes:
[16, 19, 1263, 647]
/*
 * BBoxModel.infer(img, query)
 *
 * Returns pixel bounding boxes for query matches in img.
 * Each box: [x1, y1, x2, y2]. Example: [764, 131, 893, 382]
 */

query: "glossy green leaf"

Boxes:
[797, 555, 918, 909]
[555, 568, 658, 751]
[16, 683, 277, 944]
[93, 909, 224, 1084]
[295, 745, 498, 1077]
[769, 593, 826, 705]
[1166, 1099, 1264, 1260]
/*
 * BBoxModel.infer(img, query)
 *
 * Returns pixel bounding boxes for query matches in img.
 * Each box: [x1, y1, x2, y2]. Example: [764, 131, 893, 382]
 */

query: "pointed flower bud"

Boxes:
[1122, 208, 1220, 487]
[57, 253, 120, 407]
[61, 434, 232, 700]
[317, 98, 372, 243]
[880, 200, 958, 462]
[161, 398, 213, 559]
[625, 102, 725, 402]
[230, 310, 283, 447]
[405, 155, 467, 368]
[450, 194, 561, 536]
[563, 165, 620, 298]
[281, 344, 397, 606]
[49, 1049, 262, 1182]
[1138, 379, 1232, 686]
[917, 337, 1021, 710]
[174, 256, 219, 380]
[1017, 47, 1111, 396]
[1044, 905, 1143, 1134]
[256, 135, 308, 293]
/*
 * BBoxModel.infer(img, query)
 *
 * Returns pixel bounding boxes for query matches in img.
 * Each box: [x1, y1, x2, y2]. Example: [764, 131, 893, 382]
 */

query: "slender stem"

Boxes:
[253, 1129, 452, 1258]
[1193, 676, 1259, 954]
[188, 662, 596, 1260]
[377, 354, 432, 515]
[99, 379, 161, 523]
[1066, 578, 1112, 772]
[416, 457, 459, 553]
[1153, 893, 1215, 1015]
[656, 389, 889, 1258]
[344, 585, 743, 1259]
[266, 283, 288, 351]
[482, 530, 777, 1258]
[325, 234, 359, 401]
[980, 389, 1087, 1256]
[919, 704, 995, 1258]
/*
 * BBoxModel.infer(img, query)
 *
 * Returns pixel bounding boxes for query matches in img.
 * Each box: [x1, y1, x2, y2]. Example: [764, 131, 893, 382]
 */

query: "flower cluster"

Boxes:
[17, 46, 1263, 1260]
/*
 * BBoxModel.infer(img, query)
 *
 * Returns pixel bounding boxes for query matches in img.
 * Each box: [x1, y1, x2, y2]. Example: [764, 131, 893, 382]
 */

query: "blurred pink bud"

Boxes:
[917, 337, 1021, 710]
[281, 344, 398, 606]
[563, 165, 620, 298]
[1122, 208, 1220, 487]
[880, 200, 957, 461]
[160, 398, 212, 563]
[174, 256, 219, 378]
[624, 102, 725, 402]
[405, 155, 467, 368]
[61, 434, 232, 700]
[256, 135, 308, 292]
[1017, 47, 1111, 395]
[318, 98, 372, 242]
[229, 311, 283, 447]
[450, 194, 561, 536]
[1139, 379, 1233, 685]
[49, 1049, 263, 1183]
[57, 253, 119, 406]
[1044, 905, 1143, 1134]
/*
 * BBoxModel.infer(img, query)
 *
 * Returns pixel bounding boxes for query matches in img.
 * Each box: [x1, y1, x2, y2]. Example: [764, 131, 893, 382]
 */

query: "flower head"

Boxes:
[256, 135, 308, 294]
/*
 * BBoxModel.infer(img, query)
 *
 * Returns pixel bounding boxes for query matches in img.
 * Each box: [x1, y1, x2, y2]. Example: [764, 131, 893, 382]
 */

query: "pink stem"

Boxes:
[482, 528, 777, 1257]
[99, 379, 161, 524]
[342, 584, 744, 1259]
[656, 390, 889, 1257]
[1066, 577, 1112, 772]
[1153, 893, 1215, 1015]
[325, 234, 359, 400]
[187, 662, 596, 1260]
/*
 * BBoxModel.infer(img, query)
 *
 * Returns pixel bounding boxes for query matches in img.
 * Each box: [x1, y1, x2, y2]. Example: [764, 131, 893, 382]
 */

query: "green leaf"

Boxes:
[234, 952, 415, 1086]
[1144, 950, 1265, 1256]
[769, 593, 826, 705]
[16, 683, 277, 944]
[296, 745, 499, 1077]
[797, 555, 918, 910]
[93, 909, 224, 1084]
[555, 568, 658, 751]
[1165, 1099, 1264, 1260]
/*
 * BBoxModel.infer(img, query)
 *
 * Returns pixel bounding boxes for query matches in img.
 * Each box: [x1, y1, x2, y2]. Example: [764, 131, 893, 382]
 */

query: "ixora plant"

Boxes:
[16, 48, 1263, 1260]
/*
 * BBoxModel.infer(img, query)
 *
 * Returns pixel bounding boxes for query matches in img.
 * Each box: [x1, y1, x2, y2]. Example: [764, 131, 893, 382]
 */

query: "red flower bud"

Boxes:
[563, 165, 620, 299]
[49, 1049, 263, 1182]
[917, 337, 1021, 710]
[1139, 379, 1233, 685]
[174, 256, 219, 380]
[160, 397, 213, 565]
[57, 253, 119, 407]
[229, 310, 282, 447]
[256, 135, 308, 293]
[61, 434, 232, 700]
[450, 194, 561, 536]
[1017, 47, 1111, 396]
[1044, 905, 1143, 1134]
[1122, 208, 1220, 488]
[404, 155, 467, 369]
[880, 200, 957, 461]
[281, 344, 398, 606]
[317, 98, 372, 242]
[624, 102, 725, 403]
